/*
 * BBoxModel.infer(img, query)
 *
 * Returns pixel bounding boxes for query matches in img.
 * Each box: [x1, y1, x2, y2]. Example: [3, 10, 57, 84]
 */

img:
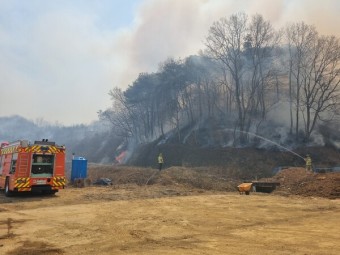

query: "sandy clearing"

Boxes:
[0, 186, 339, 255]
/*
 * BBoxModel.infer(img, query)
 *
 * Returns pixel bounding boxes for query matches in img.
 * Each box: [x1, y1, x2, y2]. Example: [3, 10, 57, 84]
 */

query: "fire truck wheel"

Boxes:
[5, 178, 13, 197]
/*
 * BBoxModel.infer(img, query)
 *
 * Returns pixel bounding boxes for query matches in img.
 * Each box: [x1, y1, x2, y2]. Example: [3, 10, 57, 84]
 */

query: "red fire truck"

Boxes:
[0, 139, 66, 196]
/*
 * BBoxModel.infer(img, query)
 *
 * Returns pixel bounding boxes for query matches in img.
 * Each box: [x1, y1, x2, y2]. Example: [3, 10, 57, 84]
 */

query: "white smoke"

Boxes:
[113, 0, 340, 89]
[1, 0, 339, 125]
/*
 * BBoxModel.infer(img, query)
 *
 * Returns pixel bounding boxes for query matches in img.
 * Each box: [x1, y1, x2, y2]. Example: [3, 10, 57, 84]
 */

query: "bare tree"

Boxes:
[286, 23, 340, 141]
[300, 35, 340, 141]
[205, 13, 248, 143]
[243, 14, 281, 132]
[205, 13, 280, 144]
[98, 87, 136, 139]
[285, 22, 318, 139]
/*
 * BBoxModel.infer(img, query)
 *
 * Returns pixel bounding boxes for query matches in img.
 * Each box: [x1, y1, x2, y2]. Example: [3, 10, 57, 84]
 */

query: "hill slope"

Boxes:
[128, 144, 340, 179]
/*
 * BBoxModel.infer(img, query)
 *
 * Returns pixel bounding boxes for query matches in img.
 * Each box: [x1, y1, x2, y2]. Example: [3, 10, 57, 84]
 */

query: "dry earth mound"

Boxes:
[87, 165, 239, 192]
[86, 165, 340, 199]
[265, 167, 340, 199]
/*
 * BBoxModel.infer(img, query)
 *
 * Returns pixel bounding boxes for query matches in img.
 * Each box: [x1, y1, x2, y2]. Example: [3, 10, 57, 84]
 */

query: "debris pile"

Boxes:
[269, 167, 340, 199]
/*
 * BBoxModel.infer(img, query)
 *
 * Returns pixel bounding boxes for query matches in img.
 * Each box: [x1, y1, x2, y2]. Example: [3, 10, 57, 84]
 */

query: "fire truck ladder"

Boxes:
[18, 153, 29, 176]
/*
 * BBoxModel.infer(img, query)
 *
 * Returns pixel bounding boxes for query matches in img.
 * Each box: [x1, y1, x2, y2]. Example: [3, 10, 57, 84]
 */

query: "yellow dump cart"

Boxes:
[237, 183, 253, 195]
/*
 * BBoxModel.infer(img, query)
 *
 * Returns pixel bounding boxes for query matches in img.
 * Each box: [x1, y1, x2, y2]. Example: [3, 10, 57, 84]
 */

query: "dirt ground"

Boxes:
[0, 166, 339, 255]
[1, 178, 340, 255]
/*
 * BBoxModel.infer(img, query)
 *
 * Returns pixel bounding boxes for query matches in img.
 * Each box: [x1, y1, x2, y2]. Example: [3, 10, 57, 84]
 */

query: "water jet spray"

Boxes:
[225, 129, 305, 160]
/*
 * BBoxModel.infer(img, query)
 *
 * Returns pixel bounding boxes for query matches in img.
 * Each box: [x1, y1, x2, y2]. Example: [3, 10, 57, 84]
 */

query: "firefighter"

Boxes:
[305, 154, 312, 171]
[158, 153, 164, 171]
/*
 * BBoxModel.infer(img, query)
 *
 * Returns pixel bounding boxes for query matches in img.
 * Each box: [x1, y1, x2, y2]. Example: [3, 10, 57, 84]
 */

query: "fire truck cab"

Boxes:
[0, 139, 66, 196]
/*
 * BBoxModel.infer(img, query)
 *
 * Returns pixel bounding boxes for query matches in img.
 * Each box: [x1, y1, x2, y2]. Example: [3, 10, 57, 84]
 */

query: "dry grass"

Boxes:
[85, 165, 340, 199]
[86, 164, 240, 191]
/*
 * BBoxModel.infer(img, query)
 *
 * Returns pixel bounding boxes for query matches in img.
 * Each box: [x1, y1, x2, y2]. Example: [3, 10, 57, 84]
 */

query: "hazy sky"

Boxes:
[1, 0, 339, 125]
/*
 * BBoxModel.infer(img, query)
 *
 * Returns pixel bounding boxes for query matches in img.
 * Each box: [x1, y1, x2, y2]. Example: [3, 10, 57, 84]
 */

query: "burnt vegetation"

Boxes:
[96, 13, 340, 169]
[99, 13, 340, 148]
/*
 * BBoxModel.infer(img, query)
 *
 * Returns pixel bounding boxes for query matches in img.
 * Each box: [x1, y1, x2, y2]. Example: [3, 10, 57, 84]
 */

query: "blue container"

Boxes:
[71, 157, 88, 182]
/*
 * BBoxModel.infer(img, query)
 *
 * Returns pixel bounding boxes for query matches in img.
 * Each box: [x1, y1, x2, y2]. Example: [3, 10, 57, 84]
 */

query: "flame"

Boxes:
[115, 151, 127, 164]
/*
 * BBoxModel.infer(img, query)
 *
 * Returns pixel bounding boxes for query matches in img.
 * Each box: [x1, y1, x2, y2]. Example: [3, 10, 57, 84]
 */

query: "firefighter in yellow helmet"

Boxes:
[305, 154, 312, 171]
[158, 153, 164, 171]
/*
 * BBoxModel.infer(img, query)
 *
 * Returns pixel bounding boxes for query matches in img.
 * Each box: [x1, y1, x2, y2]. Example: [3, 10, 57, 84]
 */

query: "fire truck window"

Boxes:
[10, 153, 18, 174]
[0, 155, 4, 174]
